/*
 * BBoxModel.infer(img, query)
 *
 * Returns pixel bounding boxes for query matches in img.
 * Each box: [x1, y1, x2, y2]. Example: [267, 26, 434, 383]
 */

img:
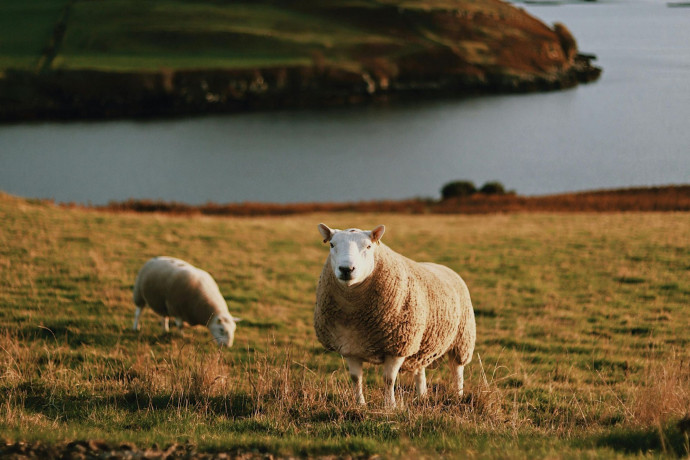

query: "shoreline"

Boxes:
[43, 185, 690, 216]
[0, 54, 600, 124]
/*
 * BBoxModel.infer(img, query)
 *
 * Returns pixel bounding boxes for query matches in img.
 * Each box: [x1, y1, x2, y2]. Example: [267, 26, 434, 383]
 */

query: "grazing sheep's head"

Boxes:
[209, 314, 241, 347]
[318, 223, 385, 286]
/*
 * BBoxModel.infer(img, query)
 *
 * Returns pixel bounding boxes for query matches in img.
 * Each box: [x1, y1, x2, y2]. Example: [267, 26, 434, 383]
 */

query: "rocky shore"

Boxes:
[0, 54, 600, 122]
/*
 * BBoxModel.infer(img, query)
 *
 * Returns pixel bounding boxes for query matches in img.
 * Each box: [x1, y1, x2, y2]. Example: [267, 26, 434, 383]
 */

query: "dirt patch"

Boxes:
[0, 440, 374, 460]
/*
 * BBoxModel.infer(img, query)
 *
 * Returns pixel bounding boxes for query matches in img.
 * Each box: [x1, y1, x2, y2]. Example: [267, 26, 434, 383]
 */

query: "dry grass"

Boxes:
[632, 359, 690, 427]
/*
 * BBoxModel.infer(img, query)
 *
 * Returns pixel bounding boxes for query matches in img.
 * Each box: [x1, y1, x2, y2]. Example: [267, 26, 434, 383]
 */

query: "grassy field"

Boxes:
[53, 1, 371, 71]
[0, 0, 573, 74]
[1, 191, 689, 458]
[0, 0, 408, 72]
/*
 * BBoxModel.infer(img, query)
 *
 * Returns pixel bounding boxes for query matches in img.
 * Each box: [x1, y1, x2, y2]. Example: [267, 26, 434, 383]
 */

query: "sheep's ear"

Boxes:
[370, 225, 385, 244]
[318, 223, 335, 243]
[232, 317, 242, 323]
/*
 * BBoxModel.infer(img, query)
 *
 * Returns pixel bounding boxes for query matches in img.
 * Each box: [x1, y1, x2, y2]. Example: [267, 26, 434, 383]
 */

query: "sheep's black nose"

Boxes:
[339, 266, 355, 276]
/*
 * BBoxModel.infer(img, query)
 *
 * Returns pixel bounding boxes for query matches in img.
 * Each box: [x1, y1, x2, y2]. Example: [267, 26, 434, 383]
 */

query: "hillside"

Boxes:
[0, 0, 601, 121]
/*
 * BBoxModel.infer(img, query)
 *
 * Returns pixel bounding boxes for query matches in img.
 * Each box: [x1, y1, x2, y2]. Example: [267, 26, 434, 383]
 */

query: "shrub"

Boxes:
[441, 180, 477, 200]
[479, 181, 507, 195]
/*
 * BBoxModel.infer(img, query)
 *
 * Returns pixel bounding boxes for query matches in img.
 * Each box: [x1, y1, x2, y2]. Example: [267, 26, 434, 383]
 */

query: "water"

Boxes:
[1, 0, 689, 205]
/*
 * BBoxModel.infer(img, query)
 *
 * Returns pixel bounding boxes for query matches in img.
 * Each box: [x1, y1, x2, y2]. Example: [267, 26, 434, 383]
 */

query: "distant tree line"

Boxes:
[441, 180, 513, 200]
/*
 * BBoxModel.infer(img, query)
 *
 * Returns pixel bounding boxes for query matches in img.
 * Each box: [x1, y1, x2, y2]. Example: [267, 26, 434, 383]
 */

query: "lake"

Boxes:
[0, 0, 688, 205]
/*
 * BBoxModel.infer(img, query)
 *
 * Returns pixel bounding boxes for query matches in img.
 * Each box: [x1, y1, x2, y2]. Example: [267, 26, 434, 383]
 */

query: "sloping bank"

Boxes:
[0, 0, 601, 122]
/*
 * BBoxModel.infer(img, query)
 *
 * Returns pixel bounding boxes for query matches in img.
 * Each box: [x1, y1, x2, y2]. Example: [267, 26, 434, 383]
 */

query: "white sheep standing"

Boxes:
[314, 224, 476, 407]
[132, 256, 241, 347]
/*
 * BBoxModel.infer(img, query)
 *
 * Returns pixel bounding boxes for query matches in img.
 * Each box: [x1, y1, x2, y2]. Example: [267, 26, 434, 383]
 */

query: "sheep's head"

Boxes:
[209, 314, 241, 347]
[318, 223, 385, 286]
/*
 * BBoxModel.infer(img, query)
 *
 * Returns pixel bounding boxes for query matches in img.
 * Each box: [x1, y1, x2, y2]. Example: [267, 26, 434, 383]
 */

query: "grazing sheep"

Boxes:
[314, 224, 476, 407]
[132, 256, 241, 347]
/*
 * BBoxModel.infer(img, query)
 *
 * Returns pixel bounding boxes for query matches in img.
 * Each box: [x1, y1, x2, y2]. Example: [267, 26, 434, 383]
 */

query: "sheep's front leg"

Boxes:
[132, 307, 142, 331]
[414, 367, 427, 398]
[345, 357, 366, 405]
[383, 356, 405, 408]
[161, 316, 170, 333]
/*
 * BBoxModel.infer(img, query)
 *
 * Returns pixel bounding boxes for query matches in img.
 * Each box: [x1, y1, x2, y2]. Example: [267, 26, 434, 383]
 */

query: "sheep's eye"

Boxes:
[329, 243, 334, 248]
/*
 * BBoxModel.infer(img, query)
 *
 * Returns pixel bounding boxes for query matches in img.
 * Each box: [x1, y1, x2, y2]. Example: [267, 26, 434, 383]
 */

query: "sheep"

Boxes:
[314, 224, 476, 407]
[132, 256, 241, 347]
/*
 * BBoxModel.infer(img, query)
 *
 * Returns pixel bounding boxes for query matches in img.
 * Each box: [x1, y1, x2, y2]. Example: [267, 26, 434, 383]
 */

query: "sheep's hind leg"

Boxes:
[345, 357, 366, 405]
[414, 367, 427, 398]
[174, 317, 184, 329]
[161, 316, 170, 333]
[132, 307, 143, 331]
[448, 355, 465, 397]
[383, 356, 405, 408]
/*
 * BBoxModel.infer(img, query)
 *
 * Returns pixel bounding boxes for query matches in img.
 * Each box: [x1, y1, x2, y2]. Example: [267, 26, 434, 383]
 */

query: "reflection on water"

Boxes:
[0, 1, 688, 205]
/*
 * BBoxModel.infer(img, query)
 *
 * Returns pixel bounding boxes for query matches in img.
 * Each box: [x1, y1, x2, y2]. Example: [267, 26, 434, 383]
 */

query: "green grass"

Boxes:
[1, 192, 689, 458]
[3, 0, 398, 72]
[0, 0, 569, 77]
[58, 2, 326, 70]
[0, 0, 390, 72]
[0, 0, 68, 70]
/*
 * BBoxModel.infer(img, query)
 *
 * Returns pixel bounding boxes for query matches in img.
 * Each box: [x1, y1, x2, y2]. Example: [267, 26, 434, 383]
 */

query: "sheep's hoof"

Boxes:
[384, 399, 397, 410]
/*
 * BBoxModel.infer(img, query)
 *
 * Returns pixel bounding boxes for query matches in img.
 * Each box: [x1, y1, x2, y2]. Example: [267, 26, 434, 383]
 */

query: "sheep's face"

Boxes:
[209, 315, 240, 347]
[318, 223, 385, 286]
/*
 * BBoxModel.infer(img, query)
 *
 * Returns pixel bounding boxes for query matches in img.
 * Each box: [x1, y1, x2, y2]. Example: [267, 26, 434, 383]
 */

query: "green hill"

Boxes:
[0, 0, 601, 121]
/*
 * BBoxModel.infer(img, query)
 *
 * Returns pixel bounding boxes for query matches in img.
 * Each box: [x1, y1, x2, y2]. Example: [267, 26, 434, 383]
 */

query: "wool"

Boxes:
[133, 257, 239, 346]
[315, 243, 476, 373]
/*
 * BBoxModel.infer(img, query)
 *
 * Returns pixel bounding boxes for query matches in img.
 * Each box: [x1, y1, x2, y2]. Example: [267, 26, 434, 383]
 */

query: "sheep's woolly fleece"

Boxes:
[133, 257, 230, 327]
[315, 241, 475, 372]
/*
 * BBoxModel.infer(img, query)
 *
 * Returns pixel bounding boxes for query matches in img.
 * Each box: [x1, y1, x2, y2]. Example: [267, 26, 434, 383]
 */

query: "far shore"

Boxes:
[0, 0, 600, 123]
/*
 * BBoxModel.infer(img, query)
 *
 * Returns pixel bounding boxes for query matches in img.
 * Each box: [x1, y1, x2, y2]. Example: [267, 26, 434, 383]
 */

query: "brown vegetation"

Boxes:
[82, 185, 690, 217]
